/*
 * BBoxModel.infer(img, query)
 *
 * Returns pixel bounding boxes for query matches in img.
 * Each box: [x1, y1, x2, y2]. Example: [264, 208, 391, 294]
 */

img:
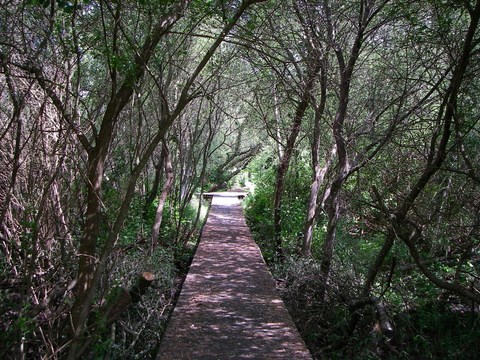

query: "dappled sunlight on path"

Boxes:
[157, 192, 311, 359]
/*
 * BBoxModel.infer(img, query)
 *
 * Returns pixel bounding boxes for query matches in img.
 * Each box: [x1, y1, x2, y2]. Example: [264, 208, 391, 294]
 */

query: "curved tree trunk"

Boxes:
[317, 0, 373, 294]
[67, 3, 191, 356]
[66, 3, 266, 357]
[344, 2, 480, 340]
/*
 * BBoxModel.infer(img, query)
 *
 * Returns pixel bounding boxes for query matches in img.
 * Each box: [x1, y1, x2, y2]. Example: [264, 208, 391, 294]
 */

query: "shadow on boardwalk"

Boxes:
[157, 193, 312, 359]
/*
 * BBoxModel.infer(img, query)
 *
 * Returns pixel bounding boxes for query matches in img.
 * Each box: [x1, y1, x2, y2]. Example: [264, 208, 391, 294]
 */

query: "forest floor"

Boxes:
[156, 192, 311, 359]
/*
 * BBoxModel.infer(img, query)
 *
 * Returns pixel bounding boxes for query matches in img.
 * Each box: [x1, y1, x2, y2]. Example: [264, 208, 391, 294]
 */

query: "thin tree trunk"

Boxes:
[273, 82, 284, 162]
[273, 60, 321, 260]
[0, 61, 26, 226]
[51, 179, 72, 266]
[301, 65, 328, 257]
[151, 141, 174, 249]
[181, 101, 218, 249]
[302, 147, 335, 257]
[320, 183, 342, 281]
[144, 154, 165, 217]
[317, 0, 371, 290]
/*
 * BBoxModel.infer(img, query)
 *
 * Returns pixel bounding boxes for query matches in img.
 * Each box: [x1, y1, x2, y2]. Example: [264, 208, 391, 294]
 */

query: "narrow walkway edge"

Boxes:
[157, 192, 312, 359]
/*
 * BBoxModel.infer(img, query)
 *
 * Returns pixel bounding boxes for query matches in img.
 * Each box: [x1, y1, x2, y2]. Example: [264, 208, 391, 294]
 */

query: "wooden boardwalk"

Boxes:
[156, 192, 312, 359]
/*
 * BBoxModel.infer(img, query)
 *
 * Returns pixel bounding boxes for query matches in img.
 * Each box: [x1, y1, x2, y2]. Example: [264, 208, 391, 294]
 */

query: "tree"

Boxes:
[1, 0, 267, 357]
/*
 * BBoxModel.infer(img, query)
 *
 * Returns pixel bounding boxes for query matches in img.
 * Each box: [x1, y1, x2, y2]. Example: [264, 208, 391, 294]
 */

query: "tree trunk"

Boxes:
[151, 141, 174, 249]
[68, 3, 190, 353]
[317, 0, 370, 290]
[302, 147, 335, 257]
[348, 1, 480, 338]
[273, 82, 284, 162]
[144, 156, 165, 218]
[301, 65, 329, 257]
[273, 60, 321, 260]
[67, 3, 264, 356]
[319, 174, 347, 289]
[0, 61, 26, 227]
[362, 187, 396, 295]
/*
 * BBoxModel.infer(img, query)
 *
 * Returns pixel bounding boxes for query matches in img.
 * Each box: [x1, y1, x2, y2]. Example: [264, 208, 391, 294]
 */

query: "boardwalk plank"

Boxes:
[157, 193, 312, 359]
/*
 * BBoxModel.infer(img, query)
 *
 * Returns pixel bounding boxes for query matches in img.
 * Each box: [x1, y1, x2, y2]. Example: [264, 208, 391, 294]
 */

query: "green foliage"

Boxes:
[333, 223, 384, 275]
[26, 0, 92, 13]
[207, 167, 230, 190]
[275, 256, 480, 360]
[190, 0, 217, 14]
[120, 196, 148, 247]
[111, 246, 175, 291]
[245, 151, 312, 261]
[101, 180, 204, 251]
[393, 303, 480, 359]
[0, 296, 34, 359]
[245, 166, 275, 261]
[279, 159, 311, 251]
[144, 194, 205, 249]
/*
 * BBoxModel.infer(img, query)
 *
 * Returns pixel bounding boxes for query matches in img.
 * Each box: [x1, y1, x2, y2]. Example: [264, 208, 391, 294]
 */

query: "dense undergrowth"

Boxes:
[270, 258, 480, 360]
[0, 195, 206, 359]
[244, 158, 480, 360]
[83, 197, 207, 359]
[85, 247, 178, 359]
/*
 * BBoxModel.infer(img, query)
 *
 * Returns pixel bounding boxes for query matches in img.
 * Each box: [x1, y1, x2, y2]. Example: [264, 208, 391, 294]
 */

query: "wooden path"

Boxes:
[156, 192, 312, 359]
